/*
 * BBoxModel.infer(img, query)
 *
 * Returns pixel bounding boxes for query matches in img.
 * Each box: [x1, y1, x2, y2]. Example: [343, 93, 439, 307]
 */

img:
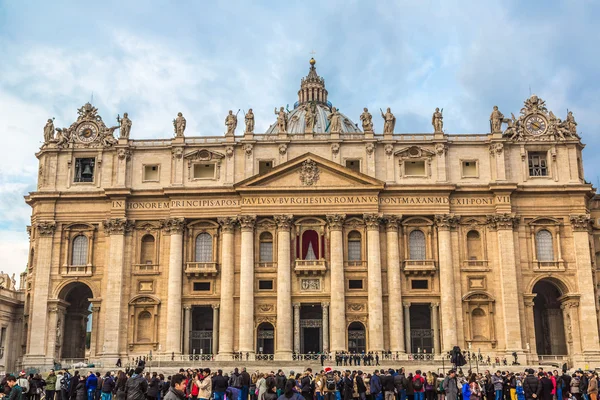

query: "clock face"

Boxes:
[77, 123, 99, 143]
[525, 115, 548, 135]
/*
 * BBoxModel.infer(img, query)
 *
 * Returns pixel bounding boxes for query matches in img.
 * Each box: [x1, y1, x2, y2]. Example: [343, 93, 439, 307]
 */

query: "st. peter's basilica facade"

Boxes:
[20, 59, 600, 368]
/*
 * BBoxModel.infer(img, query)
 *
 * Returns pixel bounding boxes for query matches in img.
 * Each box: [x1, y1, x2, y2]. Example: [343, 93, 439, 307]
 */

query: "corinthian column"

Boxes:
[102, 218, 133, 360]
[569, 215, 600, 355]
[164, 218, 186, 354]
[274, 215, 293, 360]
[364, 213, 384, 352]
[26, 221, 56, 366]
[487, 213, 524, 355]
[326, 214, 346, 352]
[238, 215, 256, 355]
[385, 215, 405, 353]
[217, 217, 236, 359]
[435, 214, 459, 352]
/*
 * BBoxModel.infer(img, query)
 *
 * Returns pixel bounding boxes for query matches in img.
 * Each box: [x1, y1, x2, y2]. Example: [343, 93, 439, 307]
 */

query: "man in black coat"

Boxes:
[125, 368, 148, 400]
[212, 371, 228, 400]
[523, 369, 541, 400]
[356, 372, 367, 400]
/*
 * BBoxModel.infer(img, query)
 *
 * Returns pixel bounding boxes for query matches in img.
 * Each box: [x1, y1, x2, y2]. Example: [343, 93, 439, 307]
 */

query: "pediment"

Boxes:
[184, 149, 224, 161]
[394, 146, 435, 159]
[236, 153, 384, 190]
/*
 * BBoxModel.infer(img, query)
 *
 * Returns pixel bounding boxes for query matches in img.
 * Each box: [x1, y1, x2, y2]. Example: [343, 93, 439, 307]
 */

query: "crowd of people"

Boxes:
[1, 366, 598, 400]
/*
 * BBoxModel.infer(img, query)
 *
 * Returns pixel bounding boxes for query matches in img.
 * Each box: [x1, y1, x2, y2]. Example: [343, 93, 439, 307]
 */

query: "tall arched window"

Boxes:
[136, 311, 152, 342]
[71, 235, 88, 266]
[140, 234, 155, 264]
[347, 231, 362, 261]
[195, 233, 213, 262]
[536, 229, 554, 261]
[466, 230, 482, 260]
[259, 232, 273, 262]
[409, 230, 426, 260]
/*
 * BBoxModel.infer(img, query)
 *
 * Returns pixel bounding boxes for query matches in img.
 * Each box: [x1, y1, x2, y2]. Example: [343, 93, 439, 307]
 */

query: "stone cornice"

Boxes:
[274, 215, 294, 230]
[103, 218, 135, 235]
[326, 214, 346, 231]
[238, 215, 257, 231]
[162, 218, 186, 235]
[217, 216, 237, 233]
[363, 213, 383, 230]
[434, 214, 459, 230]
[36, 221, 56, 237]
[570, 214, 592, 232]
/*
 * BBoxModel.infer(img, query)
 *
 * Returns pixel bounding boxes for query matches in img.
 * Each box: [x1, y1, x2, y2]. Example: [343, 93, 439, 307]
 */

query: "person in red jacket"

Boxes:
[413, 371, 426, 400]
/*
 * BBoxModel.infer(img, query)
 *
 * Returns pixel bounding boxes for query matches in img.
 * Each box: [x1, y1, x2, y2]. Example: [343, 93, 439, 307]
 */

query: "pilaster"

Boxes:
[293, 303, 301, 354]
[322, 302, 330, 354]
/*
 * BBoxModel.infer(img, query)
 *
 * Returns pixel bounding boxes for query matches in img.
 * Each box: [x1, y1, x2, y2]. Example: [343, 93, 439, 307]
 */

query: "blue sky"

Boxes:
[1, 0, 599, 280]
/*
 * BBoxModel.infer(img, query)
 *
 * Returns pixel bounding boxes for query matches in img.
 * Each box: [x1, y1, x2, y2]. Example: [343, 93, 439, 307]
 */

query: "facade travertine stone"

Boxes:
[22, 58, 600, 368]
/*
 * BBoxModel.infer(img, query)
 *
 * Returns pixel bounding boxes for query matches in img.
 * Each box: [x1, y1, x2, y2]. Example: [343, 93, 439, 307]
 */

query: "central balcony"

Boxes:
[403, 260, 436, 276]
[185, 262, 219, 277]
[132, 263, 160, 275]
[61, 265, 93, 277]
[294, 259, 327, 276]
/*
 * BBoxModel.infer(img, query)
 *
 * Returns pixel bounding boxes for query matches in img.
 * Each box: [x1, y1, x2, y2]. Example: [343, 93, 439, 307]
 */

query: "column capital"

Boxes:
[103, 218, 135, 235]
[434, 214, 459, 230]
[274, 215, 294, 230]
[184, 306, 191, 311]
[238, 215, 256, 231]
[403, 301, 411, 309]
[293, 303, 301, 310]
[384, 215, 402, 231]
[36, 221, 56, 237]
[326, 214, 346, 230]
[163, 217, 186, 234]
[92, 306, 101, 313]
[212, 303, 220, 310]
[363, 213, 383, 230]
[429, 302, 440, 309]
[321, 302, 330, 309]
[486, 213, 519, 230]
[217, 217, 237, 233]
[570, 214, 592, 232]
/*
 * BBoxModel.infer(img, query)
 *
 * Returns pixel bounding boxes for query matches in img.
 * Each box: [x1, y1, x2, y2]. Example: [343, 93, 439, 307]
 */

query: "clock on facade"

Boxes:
[77, 123, 99, 143]
[524, 115, 548, 135]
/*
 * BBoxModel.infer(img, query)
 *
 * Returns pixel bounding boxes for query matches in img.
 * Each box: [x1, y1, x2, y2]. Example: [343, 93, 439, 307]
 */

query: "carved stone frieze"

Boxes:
[365, 143, 375, 155]
[363, 213, 382, 230]
[103, 218, 135, 235]
[331, 143, 340, 155]
[434, 214, 459, 230]
[217, 217, 237, 233]
[225, 146, 234, 158]
[347, 303, 365, 312]
[299, 159, 320, 186]
[570, 214, 592, 232]
[243, 143, 253, 157]
[326, 214, 346, 230]
[384, 144, 394, 156]
[36, 221, 56, 236]
[274, 215, 294, 230]
[256, 304, 275, 314]
[486, 214, 519, 230]
[117, 148, 132, 160]
[172, 147, 183, 159]
[435, 143, 447, 156]
[162, 218, 186, 235]
[238, 215, 257, 231]
[300, 278, 321, 291]
[489, 143, 503, 156]
[255, 316, 276, 327]
[278, 144, 288, 155]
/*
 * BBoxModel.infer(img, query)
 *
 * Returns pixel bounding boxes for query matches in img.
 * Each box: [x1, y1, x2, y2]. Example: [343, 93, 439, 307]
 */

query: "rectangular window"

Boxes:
[259, 160, 274, 175]
[528, 152, 548, 177]
[193, 282, 211, 291]
[461, 160, 478, 178]
[348, 279, 363, 290]
[0, 327, 6, 348]
[259, 242, 273, 262]
[411, 279, 429, 290]
[143, 165, 160, 182]
[347, 240, 361, 261]
[345, 159, 361, 172]
[258, 280, 274, 290]
[74, 158, 95, 183]
[404, 160, 426, 176]
[193, 163, 216, 179]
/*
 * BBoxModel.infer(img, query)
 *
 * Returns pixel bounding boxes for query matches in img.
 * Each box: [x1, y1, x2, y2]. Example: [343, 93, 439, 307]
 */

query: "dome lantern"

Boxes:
[297, 58, 329, 108]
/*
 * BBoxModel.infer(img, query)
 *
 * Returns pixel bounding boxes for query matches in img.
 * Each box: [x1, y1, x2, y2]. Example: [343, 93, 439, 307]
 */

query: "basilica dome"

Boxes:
[266, 59, 362, 134]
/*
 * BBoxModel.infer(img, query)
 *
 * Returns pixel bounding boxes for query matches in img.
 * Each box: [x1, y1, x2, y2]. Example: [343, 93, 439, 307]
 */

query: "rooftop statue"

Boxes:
[432, 107, 443, 133]
[117, 113, 132, 139]
[173, 112, 186, 137]
[274, 107, 288, 133]
[43, 119, 55, 145]
[245, 109, 255, 134]
[381, 107, 396, 134]
[225, 110, 238, 136]
[490, 106, 504, 133]
[360, 108, 373, 133]
[304, 103, 316, 133]
[328, 107, 342, 134]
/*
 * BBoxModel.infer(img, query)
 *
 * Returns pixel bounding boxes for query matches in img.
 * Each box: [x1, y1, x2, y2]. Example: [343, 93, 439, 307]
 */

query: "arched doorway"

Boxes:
[533, 279, 567, 356]
[348, 322, 366, 353]
[256, 322, 274, 354]
[59, 282, 93, 359]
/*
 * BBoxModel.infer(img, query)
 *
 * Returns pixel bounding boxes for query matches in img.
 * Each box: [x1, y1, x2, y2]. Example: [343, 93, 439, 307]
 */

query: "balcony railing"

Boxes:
[533, 261, 565, 271]
[185, 262, 219, 277]
[403, 260, 436, 275]
[294, 259, 327, 275]
[461, 260, 489, 271]
[256, 262, 277, 269]
[132, 264, 160, 275]
[61, 265, 93, 277]
[344, 261, 367, 268]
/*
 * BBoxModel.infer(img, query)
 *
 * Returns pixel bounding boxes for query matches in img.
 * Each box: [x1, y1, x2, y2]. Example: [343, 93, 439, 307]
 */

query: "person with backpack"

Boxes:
[101, 372, 115, 400]
[413, 371, 425, 400]
[395, 369, 407, 400]
[323, 369, 337, 400]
